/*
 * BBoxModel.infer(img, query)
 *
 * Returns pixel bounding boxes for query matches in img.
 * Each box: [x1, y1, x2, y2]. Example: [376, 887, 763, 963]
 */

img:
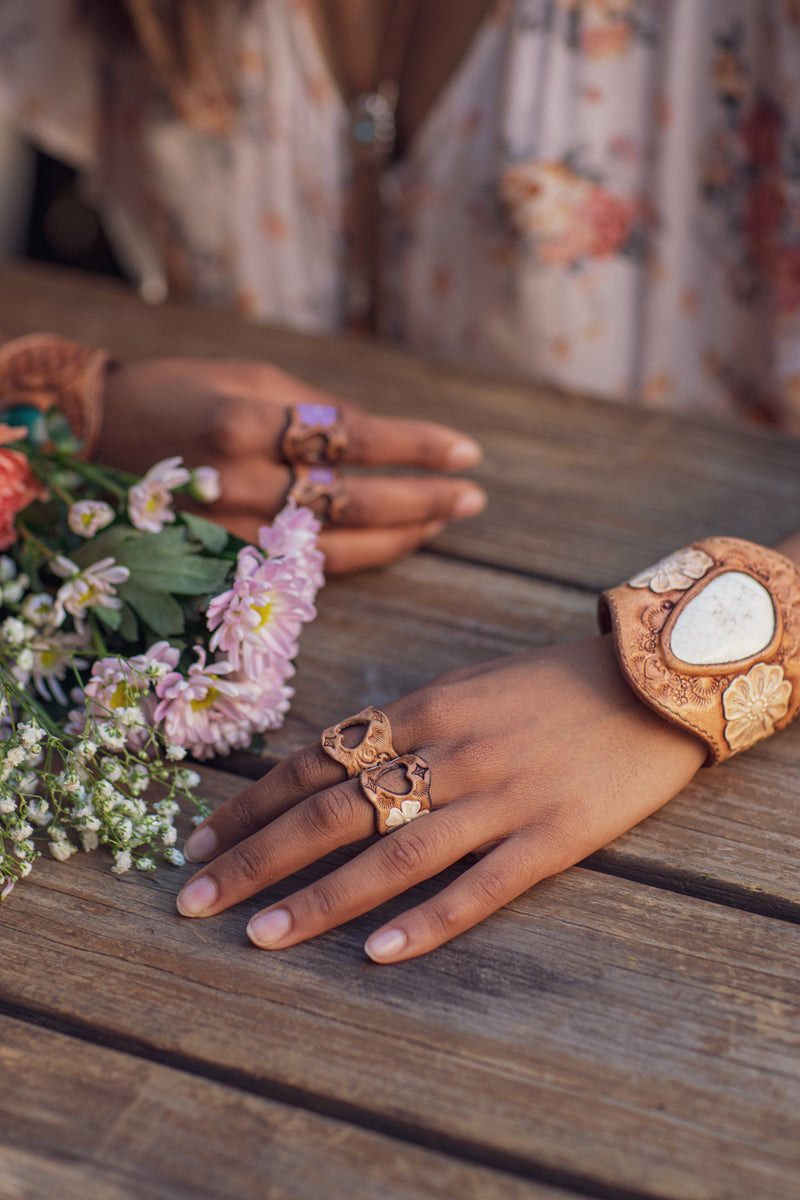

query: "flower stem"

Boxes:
[0, 664, 61, 739]
[64, 459, 133, 498]
[16, 520, 52, 562]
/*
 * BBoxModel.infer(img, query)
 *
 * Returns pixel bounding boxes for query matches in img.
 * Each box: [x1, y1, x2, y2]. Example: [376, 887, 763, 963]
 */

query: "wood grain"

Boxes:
[0, 1014, 566, 1200]
[2, 850, 800, 1200]
[2, 261, 800, 589]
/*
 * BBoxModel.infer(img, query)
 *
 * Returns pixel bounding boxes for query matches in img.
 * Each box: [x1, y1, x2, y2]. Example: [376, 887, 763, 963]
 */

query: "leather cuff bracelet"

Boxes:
[598, 537, 800, 764]
[0, 333, 111, 456]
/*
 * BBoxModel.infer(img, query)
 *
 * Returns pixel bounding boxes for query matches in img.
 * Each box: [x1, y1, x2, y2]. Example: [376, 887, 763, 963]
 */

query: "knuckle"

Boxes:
[410, 682, 459, 737]
[421, 899, 460, 941]
[307, 879, 341, 920]
[469, 866, 509, 909]
[211, 395, 258, 455]
[380, 829, 428, 879]
[227, 838, 269, 887]
[304, 784, 361, 839]
[283, 744, 328, 795]
[224, 789, 264, 843]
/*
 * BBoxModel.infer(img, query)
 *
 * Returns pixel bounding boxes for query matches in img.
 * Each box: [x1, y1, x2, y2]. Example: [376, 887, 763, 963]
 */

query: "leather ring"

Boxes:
[360, 754, 432, 835]
[321, 708, 432, 834]
[321, 706, 396, 775]
[288, 463, 348, 525]
[281, 402, 347, 466]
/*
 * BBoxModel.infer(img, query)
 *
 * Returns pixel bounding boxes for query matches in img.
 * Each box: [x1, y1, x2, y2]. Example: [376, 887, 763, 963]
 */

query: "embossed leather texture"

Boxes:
[599, 537, 800, 764]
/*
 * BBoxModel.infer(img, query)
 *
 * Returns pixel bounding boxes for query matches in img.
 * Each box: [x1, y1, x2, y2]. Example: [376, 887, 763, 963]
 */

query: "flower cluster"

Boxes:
[0, 410, 322, 897]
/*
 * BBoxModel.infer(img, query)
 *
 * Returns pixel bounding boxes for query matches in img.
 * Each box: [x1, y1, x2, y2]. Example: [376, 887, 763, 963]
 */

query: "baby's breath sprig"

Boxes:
[0, 405, 322, 897]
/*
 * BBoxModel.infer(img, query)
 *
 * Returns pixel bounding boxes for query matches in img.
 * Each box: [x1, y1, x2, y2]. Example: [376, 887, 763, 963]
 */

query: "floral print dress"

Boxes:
[1, 0, 799, 426]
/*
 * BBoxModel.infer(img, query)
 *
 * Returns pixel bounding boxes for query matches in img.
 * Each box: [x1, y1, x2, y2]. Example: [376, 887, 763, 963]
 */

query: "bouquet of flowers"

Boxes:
[0, 407, 322, 897]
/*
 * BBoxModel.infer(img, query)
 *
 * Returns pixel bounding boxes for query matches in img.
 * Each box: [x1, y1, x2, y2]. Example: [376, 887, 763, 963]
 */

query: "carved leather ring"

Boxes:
[281, 402, 347, 466]
[288, 463, 348, 525]
[599, 536, 800, 764]
[360, 754, 432, 835]
[321, 705, 396, 776]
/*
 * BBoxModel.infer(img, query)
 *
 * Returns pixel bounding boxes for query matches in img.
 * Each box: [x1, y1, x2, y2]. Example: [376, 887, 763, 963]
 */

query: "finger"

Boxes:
[338, 475, 487, 528]
[209, 512, 447, 571]
[339, 404, 483, 472]
[363, 833, 535, 963]
[182, 698, 421, 861]
[203, 459, 486, 528]
[245, 797, 496, 949]
[182, 741, 347, 863]
[177, 775, 378, 918]
[212, 386, 482, 472]
[317, 523, 446, 574]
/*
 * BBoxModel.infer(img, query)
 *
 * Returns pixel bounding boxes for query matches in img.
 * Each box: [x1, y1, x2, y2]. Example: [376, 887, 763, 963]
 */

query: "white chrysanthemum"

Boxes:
[68, 500, 115, 538]
[52, 555, 130, 625]
[128, 456, 190, 533]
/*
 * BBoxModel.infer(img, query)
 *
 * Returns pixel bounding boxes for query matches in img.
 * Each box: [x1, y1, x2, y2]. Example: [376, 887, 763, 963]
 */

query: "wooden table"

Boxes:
[1, 261, 800, 1200]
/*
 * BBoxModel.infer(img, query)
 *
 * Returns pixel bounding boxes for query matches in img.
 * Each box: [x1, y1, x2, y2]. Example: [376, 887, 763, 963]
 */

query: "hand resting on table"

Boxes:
[96, 357, 485, 575]
[176, 637, 705, 962]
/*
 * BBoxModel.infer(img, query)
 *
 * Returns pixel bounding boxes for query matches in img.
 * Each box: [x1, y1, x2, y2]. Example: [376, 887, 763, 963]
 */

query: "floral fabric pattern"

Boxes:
[2, 0, 800, 426]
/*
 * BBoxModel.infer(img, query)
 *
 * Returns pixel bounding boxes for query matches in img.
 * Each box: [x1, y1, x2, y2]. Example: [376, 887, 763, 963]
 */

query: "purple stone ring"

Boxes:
[281, 401, 348, 466]
[287, 463, 348, 525]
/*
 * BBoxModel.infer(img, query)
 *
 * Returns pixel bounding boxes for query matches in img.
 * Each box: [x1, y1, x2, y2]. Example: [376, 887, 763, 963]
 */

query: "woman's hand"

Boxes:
[175, 637, 706, 962]
[96, 358, 485, 574]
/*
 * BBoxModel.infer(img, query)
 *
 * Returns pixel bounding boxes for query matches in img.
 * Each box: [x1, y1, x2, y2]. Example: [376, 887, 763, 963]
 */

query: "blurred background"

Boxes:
[0, 115, 121, 278]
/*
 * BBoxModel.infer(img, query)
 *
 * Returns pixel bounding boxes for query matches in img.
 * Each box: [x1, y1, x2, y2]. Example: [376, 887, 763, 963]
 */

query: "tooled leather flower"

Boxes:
[722, 662, 792, 753]
[628, 547, 714, 594]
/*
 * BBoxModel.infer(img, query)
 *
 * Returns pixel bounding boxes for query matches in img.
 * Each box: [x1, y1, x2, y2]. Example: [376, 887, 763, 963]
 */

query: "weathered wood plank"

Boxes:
[0, 1014, 565, 1200]
[2, 261, 799, 589]
[2, 851, 800, 1200]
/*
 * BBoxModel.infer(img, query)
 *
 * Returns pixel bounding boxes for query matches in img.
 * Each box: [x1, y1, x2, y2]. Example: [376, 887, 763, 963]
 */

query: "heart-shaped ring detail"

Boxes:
[359, 753, 432, 835]
[321, 706, 396, 776]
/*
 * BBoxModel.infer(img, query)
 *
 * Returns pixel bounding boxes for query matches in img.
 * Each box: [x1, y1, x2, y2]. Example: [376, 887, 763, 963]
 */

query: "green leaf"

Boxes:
[73, 524, 230, 597]
[118, 580, 185, 637]
[128, 558, 230, 596]
[93, 604, 122, 631]
[117, 528, 188, 561]
[181, 511, 229, 555]
[72, 525, 141, 568]
[119, 602, 138, 642]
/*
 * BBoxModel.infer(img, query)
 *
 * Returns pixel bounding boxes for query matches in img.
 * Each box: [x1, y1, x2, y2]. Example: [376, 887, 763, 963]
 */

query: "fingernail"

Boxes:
[248, 908, 291, 947]
[452, 486, 486, 519]
[184, 825, 218, 862]
[177, 875, 217, 916]
[446, 438, 482, 470]
[365, 928, 408, 962]
[422, 520, 446, 541]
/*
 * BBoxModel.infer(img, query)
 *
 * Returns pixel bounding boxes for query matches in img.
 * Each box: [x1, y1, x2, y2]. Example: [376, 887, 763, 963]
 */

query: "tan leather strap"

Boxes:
[0, 333, 111, 456]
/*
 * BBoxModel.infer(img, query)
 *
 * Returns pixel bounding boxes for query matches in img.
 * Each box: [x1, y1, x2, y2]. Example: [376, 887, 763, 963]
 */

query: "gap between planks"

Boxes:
[0, 1001, 710, 1200]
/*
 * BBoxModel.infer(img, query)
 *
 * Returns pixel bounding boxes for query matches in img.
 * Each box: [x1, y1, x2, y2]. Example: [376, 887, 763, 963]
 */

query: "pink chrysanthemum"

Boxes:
[258, 499, 325, 600]
[69, 642, 180, 748]
[206, 545, 316, 679]
[154, 648, 258, 759]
